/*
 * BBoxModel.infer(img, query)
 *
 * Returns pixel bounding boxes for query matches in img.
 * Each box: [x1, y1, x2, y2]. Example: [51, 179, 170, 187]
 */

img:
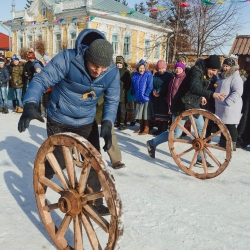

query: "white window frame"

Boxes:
[53, 25, 62, 55]
[67, 23, 78, 49]
[27, 35, 33, 49]
[144, 39, 151, 59]
[123, 28, 132, 61]
[112, 34, 119, 56]
[17, 30, 23, 53]
[154, 41, 161, 59]
[42, 6, 47, 19]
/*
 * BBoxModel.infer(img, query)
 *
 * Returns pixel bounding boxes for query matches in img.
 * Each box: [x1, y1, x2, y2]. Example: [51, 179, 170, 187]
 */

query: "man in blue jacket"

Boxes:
[18, 29, 120, 215]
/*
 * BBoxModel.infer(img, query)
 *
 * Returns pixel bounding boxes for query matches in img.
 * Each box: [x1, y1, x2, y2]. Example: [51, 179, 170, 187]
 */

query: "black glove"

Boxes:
[100, 120, 112, 152]
[18, 103, 44, 132]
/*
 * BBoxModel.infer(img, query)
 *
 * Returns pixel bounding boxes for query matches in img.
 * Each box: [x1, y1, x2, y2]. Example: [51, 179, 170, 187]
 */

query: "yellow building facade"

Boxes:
[8, 0, 172, 64]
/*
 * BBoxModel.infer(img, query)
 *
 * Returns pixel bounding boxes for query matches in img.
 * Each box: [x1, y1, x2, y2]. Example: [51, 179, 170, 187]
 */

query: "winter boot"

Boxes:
[16, 106, 23, 113]
[141, 120, 150, 135]
[0, 106, 3, 112]
[2, 106, 9, 114]
[134, 120, 144, 133]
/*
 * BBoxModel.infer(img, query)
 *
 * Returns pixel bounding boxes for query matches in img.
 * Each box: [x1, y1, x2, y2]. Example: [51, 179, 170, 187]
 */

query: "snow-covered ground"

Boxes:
[1, 105, 250, 250]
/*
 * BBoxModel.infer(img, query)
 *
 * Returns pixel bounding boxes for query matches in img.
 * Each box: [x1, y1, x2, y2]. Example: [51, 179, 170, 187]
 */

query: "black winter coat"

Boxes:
[237, 75, 250, 147]
[0, 65, 10, 87]
[171, 59, 214, 116]
[119, 66, 131, 103]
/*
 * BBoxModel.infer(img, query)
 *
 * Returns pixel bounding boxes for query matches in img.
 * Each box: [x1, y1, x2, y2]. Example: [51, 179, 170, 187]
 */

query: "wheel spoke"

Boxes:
[73, 146, 80, 162]
[204, 147, 221, 167]
[81, 212, 101, 250]
[77, 161, 91, 196]
[43, 203, 59, 212]
[39, 176, 63, 193]
[74, 215, 83, 250]
[81, 191, 105, 204]
[201, 117, 209, 139]
[172, 138, 192, 144]
[46, 152, 69, 189]
[200, 151, 208, 174]
[205, 143, 226, 151]
[82, 204, 109, 233]
[189, 115, 198, 138]
[178, 146, 194, 158]
[56, 214, 72, 239]
[62, 146, 76, 189]
[177, 122, 195, 140]
[204, 129, 221, 142]
[189, 150, 199, 171]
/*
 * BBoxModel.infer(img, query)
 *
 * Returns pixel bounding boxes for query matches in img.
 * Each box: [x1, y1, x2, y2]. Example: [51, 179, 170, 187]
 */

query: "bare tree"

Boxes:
[33, 39, 46, 56]
[189, 2, 244, 57]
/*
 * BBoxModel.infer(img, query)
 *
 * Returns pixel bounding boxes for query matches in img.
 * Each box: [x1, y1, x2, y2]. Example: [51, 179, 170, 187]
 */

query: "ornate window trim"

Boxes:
[122, 28, 132, 61]
[67, 23, 78, 49]
[53, 25, 62, 55]
[111, 26, 120, 57]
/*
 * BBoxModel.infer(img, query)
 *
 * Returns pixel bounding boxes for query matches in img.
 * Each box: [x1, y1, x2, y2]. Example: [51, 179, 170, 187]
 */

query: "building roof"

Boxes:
[229, 35, 250, 56]
[91, 0, 157, 24]
[0, 32, 11, 50]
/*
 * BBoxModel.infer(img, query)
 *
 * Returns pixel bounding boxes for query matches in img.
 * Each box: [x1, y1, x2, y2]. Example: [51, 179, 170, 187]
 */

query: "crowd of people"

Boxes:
[1, 28, 249, 215]
[0, 50, 49, 114]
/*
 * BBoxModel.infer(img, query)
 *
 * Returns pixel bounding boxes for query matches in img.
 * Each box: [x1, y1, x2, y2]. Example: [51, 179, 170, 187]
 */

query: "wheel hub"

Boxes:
[192, 138, 204, 151]
[58, 189, 82, 215]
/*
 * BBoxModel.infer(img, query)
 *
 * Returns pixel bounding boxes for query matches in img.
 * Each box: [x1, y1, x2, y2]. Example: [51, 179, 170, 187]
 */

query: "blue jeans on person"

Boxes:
[0, 86, 8, 107]
[149, 114, 205, 161]
[13, 88, 23, 108]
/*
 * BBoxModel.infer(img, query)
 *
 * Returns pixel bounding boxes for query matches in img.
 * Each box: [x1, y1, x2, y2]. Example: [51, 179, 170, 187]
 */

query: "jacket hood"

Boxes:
[194, 58, 206, 75]
[75, 29, 106, 54]
[220, 65, 239, 79]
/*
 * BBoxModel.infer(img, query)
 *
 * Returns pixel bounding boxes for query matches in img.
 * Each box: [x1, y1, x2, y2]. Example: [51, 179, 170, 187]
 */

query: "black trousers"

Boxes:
[45, 117, 103, 205]
[221, 124, 238, 142]
[116, 102, 126, 124]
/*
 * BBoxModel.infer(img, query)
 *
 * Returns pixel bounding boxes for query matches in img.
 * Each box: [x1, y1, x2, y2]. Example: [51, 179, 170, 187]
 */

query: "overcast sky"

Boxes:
[0, 0, 249, 56]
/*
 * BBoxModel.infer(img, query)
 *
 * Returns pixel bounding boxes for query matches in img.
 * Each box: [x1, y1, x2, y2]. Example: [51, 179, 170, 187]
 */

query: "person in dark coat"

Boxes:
[18, 29, 120, 216]
[22, 52, 43, 97]
[0, 58, 10, 113]
[146, 55, 227, 168]
[152, 60, 172, 134]
[237, 74, 250, 148]
[115, 56, 131, 130]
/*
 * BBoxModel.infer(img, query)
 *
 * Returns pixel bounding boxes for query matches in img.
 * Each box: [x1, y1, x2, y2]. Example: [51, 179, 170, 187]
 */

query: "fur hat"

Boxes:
[156, 60, 167, 70]
[175, 62, 186, 71]
[85, 39, 114, 67]
[204, 55, 221, 69]
[116, 56, 124, 64]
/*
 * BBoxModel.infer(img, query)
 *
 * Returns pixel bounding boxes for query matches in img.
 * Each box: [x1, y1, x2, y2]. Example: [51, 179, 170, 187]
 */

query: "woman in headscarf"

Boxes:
[131, 59, 154, 134]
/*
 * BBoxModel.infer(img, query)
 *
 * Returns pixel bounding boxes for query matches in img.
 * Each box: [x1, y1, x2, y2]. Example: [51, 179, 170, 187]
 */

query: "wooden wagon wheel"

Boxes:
[168, 109, 232, 179]
[33, 133, 123, 250]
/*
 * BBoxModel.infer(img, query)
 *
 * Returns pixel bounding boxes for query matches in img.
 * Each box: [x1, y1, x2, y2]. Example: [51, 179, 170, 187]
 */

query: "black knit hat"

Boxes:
[85, 39, 114, 67]
[223, 58, 235, 67]
[0, 58, 4, 64]
[204, 55, 221, 69]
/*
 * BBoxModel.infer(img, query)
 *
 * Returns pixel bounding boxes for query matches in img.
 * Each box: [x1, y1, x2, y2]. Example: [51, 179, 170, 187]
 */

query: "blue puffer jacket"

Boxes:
[0, 65, 10, 87]
[24, 29, 120, 126]
[131, 70, 153, 104]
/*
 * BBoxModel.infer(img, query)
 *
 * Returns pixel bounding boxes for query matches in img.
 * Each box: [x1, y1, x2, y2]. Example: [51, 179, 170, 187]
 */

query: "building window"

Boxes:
[144, 40, 151, 58]
[27, 35, 33, 49]
[69, 32, 76, 49]
[37, 35, 42, 40]
[19, 37, 23, 49]
[112, 34, 119, 55]
[55, 33, 62, 54]
[123, 36, 130, 57]
[42, 6, 46, 19]
[154, 42, 160, 59]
